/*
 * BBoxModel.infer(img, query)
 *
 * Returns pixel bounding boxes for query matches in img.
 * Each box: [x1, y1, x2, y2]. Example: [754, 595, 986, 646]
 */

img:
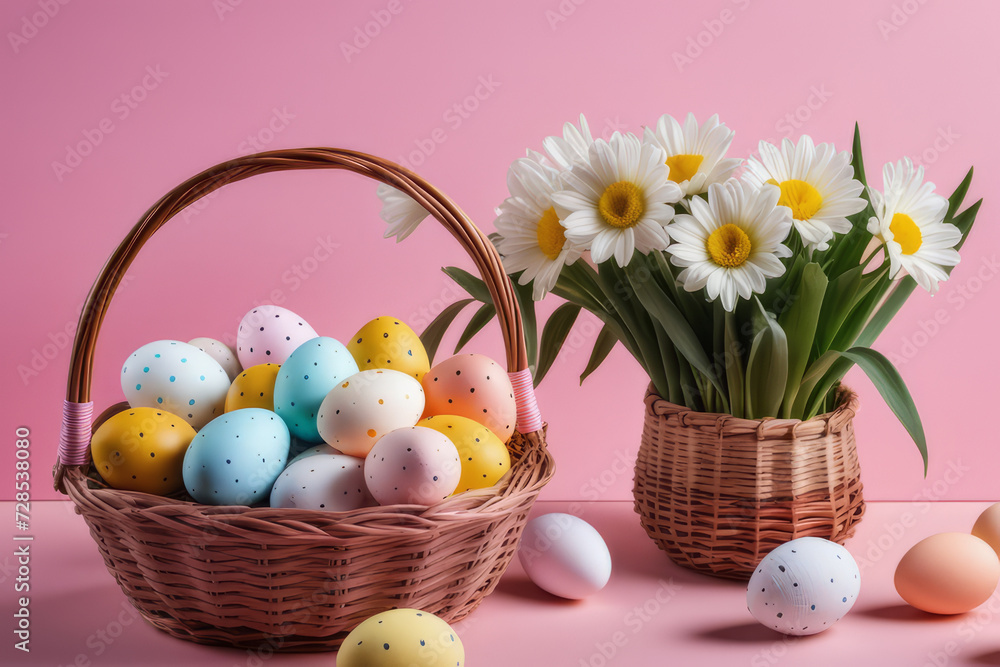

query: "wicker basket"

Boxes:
[633, 384, 864, 580]
[52, 148, 555, 652]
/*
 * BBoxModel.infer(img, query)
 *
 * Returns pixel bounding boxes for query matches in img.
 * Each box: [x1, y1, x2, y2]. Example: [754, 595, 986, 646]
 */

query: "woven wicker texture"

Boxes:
[634, 385, 864, 580]
[52, 148, 555, 651]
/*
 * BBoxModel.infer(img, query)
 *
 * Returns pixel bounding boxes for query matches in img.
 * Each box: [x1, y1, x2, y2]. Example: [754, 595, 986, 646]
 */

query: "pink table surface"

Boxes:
[3, 500, 1000, 667]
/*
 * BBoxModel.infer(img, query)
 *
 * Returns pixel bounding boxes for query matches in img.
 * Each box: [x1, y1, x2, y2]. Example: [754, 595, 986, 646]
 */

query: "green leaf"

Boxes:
[510, 273, 538, 374]
[815, 267, 862, 352]
[442, 266, 492, 304]
[420, 298, 475, 364]
[580, 323, 618, 385]
[791, 350, 840, 417]
[744, 298, 788, 419]
[454, 302, 496, 353]
[946, 167, 974, 221]
[840, 347, 928, 474]
[534, 303, 581, 386]
[779, 262, 827, 417]
[724, 311, 745, 418]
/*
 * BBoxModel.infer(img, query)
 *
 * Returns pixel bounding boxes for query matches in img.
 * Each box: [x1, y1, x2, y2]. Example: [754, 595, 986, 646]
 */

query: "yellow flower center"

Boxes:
[535, 206, 566, 260]
[706, 224, 752, 268]
[889, 212, 922, 255]
[598, 181, 646, 229]
[771, 178, 824, 221]
[665, 154, 704, 183]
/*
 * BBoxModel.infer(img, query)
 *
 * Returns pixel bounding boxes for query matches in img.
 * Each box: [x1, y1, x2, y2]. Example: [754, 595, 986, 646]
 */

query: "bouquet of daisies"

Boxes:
[377, 114, 981, 470]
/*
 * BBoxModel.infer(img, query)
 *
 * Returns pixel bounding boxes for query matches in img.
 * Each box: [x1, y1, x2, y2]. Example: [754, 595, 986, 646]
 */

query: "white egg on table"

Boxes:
[517, 513, 612, 600]
[746, 537, 861, 636]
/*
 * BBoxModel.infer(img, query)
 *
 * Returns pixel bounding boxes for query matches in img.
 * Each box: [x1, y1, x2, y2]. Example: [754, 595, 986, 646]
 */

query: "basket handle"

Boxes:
[54, 148, 543, 492]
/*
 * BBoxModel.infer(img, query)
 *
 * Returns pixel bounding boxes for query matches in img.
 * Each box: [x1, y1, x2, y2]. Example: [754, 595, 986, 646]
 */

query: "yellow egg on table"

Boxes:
[225, 363, 280, 411]
[894, 532, 1000, 614]
[972, 502, 1000, 558]
[421, 415, 510, 493]
[338, 608, 464, 667]
[90, 407, 196, 495]
[348, 316, 430, 381]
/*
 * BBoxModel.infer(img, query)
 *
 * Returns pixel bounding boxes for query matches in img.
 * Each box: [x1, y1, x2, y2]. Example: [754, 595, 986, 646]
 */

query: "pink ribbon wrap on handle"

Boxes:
[59, 400, 93, 466]
[507, 368, 543, 434]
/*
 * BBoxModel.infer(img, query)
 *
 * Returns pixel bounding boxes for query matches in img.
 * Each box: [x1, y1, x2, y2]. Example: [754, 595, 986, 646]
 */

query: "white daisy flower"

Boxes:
[551, 133, 682, 267]
[744, 136, 866, 250]
[376, 183, 428, 242]
[667, 179, 793, 311]
[866, 158, 960, 294]
[495, 157, 583, 300]
[542, 114, 596, 170]
[643, 112, 741, 196]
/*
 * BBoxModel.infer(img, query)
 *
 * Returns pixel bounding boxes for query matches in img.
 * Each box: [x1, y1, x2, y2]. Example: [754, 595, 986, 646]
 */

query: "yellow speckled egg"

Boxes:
[225, 363, 281, 411]
[348, 316, 430, 381]
[421, 415, 510, 493]
[90, 407, 196, 495]
[338, 608, 464, 667]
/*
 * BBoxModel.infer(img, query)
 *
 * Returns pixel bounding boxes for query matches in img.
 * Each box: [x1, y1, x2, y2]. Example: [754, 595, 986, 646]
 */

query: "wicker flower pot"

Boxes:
[52, 148, 555, 651]
[633, 384, 865, 580]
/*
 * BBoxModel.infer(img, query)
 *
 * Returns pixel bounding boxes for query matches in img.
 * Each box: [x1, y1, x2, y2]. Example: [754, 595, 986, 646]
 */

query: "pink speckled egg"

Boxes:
[421, 354, 517, 441]
[364, 426, 461, 505]
[236, 305, 318, 368]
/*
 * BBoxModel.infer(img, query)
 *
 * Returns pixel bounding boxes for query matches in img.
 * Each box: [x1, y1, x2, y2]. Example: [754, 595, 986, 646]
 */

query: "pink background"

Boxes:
[2, 0, 997, 504]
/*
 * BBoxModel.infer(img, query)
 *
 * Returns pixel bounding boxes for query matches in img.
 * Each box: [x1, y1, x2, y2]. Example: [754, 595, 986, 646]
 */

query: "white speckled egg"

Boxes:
[317, 369, 425, 458]
[747, 537, 861, 635]
[365, 426, 460, 505]
[236, 305, 318, 368]
[270, 453, 374, 511]
[182, 408, 290, 505]
[273, 337, 359, 442]
[288, 443, 341, 466]
[121, 340, 230, 429]
[518, 513, 612, 600]
[188, 337, 242, 381]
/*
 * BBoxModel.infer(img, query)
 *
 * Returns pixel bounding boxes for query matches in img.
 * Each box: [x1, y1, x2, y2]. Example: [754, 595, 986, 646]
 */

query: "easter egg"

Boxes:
[972, 502, 1000, 558]
[337, 608, 464, 667]
[364, 426, 461, 505]
[270, 453, 374, 511]
[747, 537, 861, 635]
[90, 407, 196, 495]
[121, 340, 230, 429]
[225, 363, 281, 412]
[287, 443, 341, 466]
[273, 337, 359, 442]
[182, 408, 290, 505]
[894, 533, 1000, 614]
[348, 316, 430, 381]
[420, 415, 510, 493]
[317, 369, 425, 458]
[422, 354, 517, 441]
[518, 513, 612, 600]
[188, 337, 242, 381]
[236, 305, 318, 368]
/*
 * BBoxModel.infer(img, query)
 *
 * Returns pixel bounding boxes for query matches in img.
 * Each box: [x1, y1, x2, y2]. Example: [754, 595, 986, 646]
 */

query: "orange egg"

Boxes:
[894, 532, 1000, 614]
[421, 354, 517, 441]
[972, 503, 1000, 558]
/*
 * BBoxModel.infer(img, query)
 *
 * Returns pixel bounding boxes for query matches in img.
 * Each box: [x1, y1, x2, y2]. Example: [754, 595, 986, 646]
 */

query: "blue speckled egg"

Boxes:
[182, 408, 290, 505]
[273, 337, 358, 442]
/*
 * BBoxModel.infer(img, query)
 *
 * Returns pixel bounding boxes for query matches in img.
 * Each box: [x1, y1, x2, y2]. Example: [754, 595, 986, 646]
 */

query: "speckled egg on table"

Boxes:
[746, 537, 861, 635]
[236, 305, 318, 367]
[188, 337, 242, 381]
[182, 408, 290, 505]
[225, 363, 281, 412]
[317, 369, 425, 458]
[121, 340, 230, 429]
[421, 354, 518, 441]
[270, 453, 374, 511]
[337, 608, 464, 667]
[365, 426, 461, 505]
[273, 337, 359, 442]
